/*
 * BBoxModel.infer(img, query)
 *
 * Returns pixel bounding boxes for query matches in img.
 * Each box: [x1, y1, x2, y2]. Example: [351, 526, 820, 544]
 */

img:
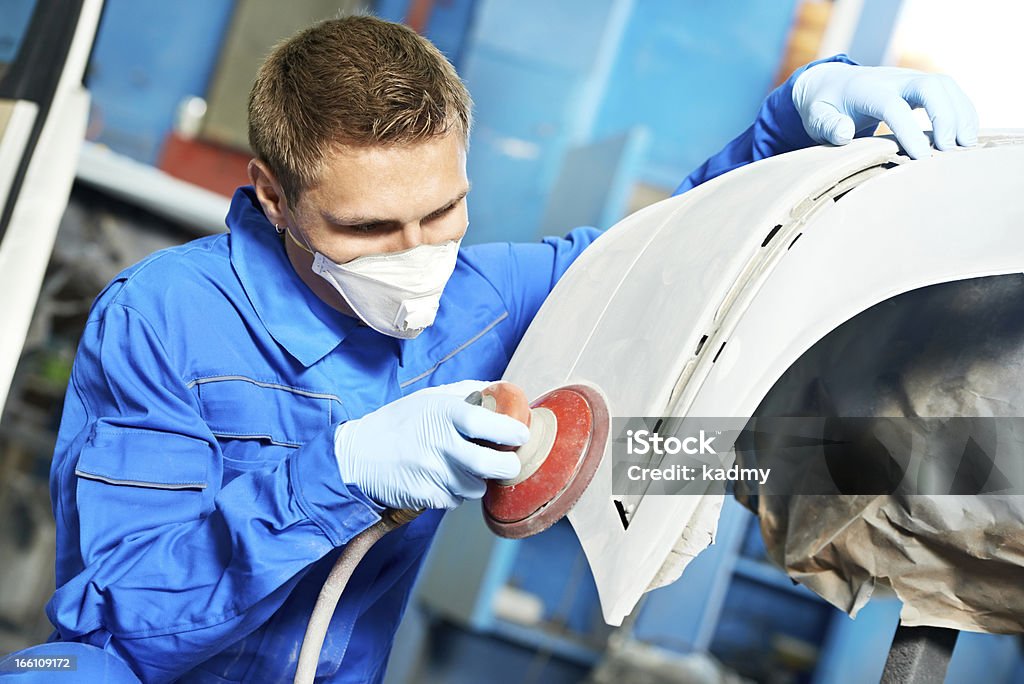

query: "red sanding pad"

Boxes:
[483, 384, 609, 539]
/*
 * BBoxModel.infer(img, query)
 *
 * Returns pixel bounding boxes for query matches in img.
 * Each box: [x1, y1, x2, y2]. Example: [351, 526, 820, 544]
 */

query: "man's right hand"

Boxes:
[333, 380, 529, 510]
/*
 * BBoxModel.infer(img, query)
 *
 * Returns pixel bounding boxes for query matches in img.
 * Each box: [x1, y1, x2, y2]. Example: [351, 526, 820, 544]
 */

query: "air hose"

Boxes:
[293, 507, 420, 684]
[293, 383, 556, 683]
[293, 388, 500, 683]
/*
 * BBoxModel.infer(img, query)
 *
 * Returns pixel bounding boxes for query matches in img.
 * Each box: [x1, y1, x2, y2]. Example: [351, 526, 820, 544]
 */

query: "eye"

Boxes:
[425, 200, 461, 222]
[336, 221, 388, 235]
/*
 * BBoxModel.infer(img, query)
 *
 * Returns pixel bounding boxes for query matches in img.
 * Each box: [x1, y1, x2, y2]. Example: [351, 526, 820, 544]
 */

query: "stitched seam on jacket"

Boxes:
[86, 427, 211, 443]
[107, 238, 227, 303]
[400, 312, 509, 388]
[186, 375, 343, 404]
[60, 370, 97, 533]
[460, 243, 519, 335]
[210, 432, 300, 448]
[74, 470, 207, 490]
[109, 603, 268, 639]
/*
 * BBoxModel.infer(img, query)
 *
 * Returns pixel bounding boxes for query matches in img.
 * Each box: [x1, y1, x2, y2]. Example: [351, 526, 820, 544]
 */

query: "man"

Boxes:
[41, 14, 976, 684]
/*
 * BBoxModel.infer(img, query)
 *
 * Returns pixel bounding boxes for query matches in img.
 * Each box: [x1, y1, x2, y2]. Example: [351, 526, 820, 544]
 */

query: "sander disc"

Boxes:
[483, 384, 609, 538]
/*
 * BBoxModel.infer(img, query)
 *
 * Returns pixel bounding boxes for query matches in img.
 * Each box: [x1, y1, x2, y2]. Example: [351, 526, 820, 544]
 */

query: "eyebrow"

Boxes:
[323, 186, 471, 226]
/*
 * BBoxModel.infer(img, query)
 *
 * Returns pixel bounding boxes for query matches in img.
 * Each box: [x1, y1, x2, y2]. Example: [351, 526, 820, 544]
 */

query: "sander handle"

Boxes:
[464, 383, 533, 451]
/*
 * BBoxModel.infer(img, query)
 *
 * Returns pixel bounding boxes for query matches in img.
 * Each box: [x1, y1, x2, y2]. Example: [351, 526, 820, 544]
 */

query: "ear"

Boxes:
[248, 159, 291, 228]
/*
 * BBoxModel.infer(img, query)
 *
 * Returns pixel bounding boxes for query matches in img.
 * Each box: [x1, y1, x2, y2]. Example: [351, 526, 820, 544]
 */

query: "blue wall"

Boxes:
[0, 0, 38, 65]
[456, 0, 628, 244]
[83, 0, 801, 240]
[86, 0, 235, 164]
[376, 0, 478, 65]
[593, 1, 800, 188]
[447, 0, 801, 243]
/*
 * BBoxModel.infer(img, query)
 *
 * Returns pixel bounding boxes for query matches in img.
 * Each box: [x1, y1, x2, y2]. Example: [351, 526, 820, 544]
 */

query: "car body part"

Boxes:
[501, 132, 1024, 626]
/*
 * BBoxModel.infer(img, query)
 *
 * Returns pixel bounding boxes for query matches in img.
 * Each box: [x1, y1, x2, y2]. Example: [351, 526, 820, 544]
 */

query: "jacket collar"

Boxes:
[227, 186, 366, 367]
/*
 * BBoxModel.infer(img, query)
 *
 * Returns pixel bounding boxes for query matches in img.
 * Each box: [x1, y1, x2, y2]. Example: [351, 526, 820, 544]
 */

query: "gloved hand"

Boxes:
[792, 62, 978, 160]
[334, 380, 528, 510]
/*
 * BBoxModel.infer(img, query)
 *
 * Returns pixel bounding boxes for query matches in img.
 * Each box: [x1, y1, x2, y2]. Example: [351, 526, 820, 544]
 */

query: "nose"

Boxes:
[399, 222, 425, 250]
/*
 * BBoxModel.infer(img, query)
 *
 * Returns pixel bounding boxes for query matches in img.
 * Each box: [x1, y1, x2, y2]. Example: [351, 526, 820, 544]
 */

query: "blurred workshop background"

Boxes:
[0, 1, 1022, 682]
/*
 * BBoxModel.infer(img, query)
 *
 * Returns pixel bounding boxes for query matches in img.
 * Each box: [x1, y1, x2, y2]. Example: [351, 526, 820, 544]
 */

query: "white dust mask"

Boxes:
[284, 227, 460, 339]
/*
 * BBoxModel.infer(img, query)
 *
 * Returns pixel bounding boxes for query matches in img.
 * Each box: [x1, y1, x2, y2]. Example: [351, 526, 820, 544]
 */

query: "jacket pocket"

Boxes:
[75, 427, 213, 540]
[193, 377, 337, 474]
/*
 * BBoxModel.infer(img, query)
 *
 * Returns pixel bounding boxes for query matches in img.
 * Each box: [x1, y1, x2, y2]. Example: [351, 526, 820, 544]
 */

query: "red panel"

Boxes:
[157, 132, 252, 197]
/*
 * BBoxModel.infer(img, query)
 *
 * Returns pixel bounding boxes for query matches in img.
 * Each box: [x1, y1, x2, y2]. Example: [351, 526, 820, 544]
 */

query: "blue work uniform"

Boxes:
[44, 58, 850, 683]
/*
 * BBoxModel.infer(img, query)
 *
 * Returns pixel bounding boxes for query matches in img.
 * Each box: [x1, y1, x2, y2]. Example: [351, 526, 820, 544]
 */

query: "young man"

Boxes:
[43, 14, 976, 683]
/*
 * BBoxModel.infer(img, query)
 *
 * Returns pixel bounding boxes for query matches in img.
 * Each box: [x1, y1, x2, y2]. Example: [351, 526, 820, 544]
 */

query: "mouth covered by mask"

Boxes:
[284, 227, 461, 339]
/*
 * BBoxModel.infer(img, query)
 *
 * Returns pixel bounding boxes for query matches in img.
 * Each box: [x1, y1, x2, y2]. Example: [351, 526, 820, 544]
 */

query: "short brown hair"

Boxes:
[248, 15, 472, 203]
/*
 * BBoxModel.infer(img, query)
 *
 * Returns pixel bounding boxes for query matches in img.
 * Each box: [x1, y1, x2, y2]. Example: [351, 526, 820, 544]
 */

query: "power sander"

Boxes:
[294, 381, 609, 683]
[469, 381, 609, 538]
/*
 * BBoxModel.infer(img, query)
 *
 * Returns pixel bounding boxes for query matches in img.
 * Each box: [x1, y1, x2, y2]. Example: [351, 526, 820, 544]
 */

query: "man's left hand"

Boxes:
[792, 62, 979, 160]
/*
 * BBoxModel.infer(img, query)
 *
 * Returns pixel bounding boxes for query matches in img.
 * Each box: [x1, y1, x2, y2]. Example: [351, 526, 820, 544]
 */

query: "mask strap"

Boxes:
[279, 224, 316, 255]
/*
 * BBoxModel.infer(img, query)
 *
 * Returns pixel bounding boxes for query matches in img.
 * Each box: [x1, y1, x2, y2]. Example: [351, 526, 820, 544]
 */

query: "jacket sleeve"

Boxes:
[672, 54, 860, 196]
[47, 302, 383, 683]
[462, 226, 604, 348]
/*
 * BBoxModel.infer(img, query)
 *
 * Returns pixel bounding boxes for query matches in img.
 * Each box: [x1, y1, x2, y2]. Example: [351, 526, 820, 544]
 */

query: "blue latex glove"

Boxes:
[334, 380, 528, 510]
[792, 61, 979, 159]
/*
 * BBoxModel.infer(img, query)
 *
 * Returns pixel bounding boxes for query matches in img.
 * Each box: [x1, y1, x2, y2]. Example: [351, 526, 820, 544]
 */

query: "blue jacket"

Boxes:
[45, 59, 844, 683]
